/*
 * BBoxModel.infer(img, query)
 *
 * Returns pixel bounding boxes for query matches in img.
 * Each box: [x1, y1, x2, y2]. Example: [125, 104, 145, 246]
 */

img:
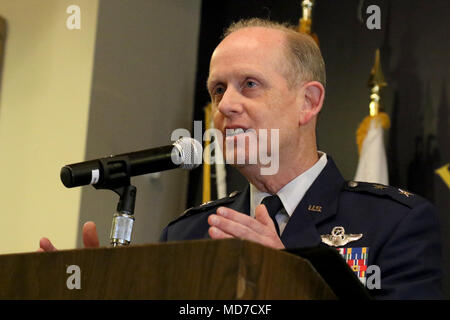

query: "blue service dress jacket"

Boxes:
[159, 156, 443, 299]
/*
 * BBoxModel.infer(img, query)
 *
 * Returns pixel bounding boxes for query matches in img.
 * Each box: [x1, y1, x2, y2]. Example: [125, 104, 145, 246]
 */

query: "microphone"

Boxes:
[60, 137, 202, 188]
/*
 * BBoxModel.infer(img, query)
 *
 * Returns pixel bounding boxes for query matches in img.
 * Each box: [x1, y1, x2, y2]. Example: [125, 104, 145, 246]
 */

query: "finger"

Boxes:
[216, 207, 266, 234]
[39, 237, 57, 252]
[210, 213, 284, 249]
[255, 204, 276, 229]
[255, 205, 284, 249]
[208, 213, 256, 239]
[82, 221, 100, 248]
[208, 226, 233, 239]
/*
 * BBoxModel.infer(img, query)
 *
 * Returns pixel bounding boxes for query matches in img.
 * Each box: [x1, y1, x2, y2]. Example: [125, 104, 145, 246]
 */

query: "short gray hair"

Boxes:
[223, 18, 326, 88]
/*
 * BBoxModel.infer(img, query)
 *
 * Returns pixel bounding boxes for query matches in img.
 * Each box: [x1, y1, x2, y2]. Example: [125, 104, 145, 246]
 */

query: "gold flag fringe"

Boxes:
[356, 112, 390, 155]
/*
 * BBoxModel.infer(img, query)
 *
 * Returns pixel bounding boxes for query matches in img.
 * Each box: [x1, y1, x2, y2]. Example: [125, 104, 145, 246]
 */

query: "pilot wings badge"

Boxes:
[321, 226, 363, 247]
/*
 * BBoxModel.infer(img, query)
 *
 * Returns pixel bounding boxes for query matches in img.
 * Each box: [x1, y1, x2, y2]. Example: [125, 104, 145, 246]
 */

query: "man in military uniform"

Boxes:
[40, 18, 442, 299]
[159, 18, 442, 299]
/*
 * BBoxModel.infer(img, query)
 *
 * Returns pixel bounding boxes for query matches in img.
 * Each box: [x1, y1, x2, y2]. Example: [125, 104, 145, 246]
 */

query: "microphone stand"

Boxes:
[109, 184, 136, 247]
[92, 156, 137, 247]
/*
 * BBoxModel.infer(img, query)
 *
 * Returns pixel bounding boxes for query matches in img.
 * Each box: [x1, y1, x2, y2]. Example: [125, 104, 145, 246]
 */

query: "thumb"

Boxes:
[82, 221, 100, 248]
[255, 204, 275, 228]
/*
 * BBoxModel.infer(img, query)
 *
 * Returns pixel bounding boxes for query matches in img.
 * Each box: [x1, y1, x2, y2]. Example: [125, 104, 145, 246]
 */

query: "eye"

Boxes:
[244, 80, 257, 89]
[212, 85, 225, 96]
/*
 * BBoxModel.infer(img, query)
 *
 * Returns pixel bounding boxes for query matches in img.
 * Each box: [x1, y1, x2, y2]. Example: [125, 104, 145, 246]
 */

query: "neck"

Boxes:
[237, 140, 319, 194]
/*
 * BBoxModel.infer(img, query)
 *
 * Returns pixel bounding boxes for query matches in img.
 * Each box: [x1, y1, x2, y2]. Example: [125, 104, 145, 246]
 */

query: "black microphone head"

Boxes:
[172, 137, 203, 169]
[60, 160, 100, 188]
[60, 166, 73, 188]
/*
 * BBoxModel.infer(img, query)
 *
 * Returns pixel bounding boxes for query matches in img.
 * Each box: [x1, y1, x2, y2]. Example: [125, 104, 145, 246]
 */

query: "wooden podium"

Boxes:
[0, 239, 337, 299]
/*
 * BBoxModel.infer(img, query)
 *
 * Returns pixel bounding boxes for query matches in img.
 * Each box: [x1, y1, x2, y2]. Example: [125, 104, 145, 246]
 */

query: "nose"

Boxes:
[217, 86, 244, 118]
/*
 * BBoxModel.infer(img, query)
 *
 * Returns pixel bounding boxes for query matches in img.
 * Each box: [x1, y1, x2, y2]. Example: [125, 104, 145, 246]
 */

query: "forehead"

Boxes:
[208, 27, 288, 84]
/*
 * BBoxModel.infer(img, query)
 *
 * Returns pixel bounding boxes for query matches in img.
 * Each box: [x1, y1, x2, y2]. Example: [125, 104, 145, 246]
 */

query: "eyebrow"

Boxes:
[206, 69, 266, 92]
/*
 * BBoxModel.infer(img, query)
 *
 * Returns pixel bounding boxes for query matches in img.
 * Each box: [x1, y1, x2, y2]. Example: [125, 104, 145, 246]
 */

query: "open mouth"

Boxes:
[224, 128, 258, 146]
[225, 128, 247, 137]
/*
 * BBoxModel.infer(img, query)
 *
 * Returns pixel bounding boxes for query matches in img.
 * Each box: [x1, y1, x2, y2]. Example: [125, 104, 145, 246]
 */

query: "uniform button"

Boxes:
[229, 191, 239, 198]
[348, 181, 358, 188]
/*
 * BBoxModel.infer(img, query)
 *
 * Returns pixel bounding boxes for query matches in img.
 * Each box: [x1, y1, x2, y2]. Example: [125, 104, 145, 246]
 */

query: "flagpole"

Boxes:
[356, 49, 390, 155]
[298, 0, 319, 45]
[354, 49, 390, 184]
[202, 104, 211, 203]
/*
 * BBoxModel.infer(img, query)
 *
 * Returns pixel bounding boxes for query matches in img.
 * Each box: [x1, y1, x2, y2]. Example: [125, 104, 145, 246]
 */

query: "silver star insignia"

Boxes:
[321, 226, 363, 247]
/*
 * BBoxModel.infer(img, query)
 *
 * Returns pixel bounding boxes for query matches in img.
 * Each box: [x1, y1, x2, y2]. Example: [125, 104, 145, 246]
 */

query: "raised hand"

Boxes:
[207, 205, 285, 250]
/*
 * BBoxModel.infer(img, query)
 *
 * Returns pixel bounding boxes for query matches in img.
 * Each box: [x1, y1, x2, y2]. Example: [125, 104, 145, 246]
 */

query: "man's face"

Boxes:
[207, 27, 303, 168]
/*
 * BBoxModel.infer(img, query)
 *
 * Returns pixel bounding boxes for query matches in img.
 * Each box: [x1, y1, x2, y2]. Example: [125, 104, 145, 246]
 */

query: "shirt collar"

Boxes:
[250, 152, 328, 217]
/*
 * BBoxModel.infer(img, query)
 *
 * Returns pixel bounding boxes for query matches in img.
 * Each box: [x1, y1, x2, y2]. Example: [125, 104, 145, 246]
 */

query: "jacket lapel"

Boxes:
[281, 156, 345, 249]
[228, 185, 251, 215]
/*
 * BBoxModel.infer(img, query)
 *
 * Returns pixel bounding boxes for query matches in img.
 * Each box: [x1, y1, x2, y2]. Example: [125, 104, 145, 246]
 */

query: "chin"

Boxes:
[223, 148, 255, 166]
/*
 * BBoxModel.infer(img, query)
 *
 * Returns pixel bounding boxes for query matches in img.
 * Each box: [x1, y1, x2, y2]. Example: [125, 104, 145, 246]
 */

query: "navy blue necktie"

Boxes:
[261, 195, 283, 236]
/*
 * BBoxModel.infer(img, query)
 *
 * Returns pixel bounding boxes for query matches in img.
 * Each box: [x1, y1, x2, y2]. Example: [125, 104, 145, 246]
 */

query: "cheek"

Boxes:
[212, 111, 226, 147]
[259, 99, 298, 130]
[212, 108, 222, 127]
[278, 97, 301, 128]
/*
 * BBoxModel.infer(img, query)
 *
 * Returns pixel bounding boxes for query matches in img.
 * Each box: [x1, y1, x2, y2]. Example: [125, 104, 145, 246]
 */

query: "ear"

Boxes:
[298, 81, 325, 126]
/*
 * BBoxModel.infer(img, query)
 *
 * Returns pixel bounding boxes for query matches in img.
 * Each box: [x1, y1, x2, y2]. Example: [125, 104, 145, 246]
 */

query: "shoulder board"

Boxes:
[343, 181, 425, 209]
[170, 191, 242, 224]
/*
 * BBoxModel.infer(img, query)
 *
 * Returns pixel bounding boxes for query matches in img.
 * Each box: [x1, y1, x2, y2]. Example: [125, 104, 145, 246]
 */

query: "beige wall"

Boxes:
[0, 0, 99, 253]
[77, 0, 201, 247]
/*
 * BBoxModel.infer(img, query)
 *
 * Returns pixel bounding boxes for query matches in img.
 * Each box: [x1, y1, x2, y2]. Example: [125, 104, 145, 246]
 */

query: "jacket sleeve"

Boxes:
[158, 226, 168, 242]
[372, 201, 443, 299]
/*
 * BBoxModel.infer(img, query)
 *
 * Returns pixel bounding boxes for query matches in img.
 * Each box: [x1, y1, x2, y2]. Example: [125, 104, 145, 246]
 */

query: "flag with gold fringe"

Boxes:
[355, 112, 390, 184]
